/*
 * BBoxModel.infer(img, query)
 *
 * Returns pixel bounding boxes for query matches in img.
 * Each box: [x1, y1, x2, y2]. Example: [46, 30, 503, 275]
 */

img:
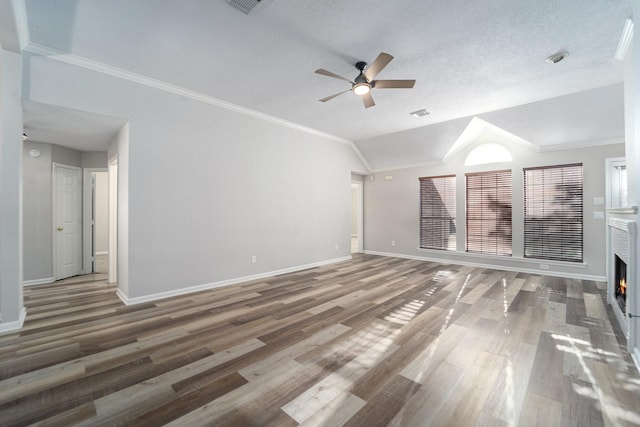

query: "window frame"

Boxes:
[523, 163, 583, 263]
[419, 174, 457, 251]
[465, 169, 513, 257]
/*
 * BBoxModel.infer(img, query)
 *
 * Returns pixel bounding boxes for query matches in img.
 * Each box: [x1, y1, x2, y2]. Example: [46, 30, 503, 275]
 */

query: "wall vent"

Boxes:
[227, 0, 261, 14]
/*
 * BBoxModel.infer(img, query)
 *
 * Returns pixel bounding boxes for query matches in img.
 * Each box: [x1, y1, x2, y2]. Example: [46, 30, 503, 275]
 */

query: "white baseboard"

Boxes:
[633, 347, 640, 374]
[0, 308, 27, 335]
[363, 250, 606, 282]
[23, 277, 55, 286]
[116, 256, 352, 306]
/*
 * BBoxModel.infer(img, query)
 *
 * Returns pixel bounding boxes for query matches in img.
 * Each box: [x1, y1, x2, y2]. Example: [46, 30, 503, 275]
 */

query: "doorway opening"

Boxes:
[82, 169, 109, 275]
[351, 179, 364, 253]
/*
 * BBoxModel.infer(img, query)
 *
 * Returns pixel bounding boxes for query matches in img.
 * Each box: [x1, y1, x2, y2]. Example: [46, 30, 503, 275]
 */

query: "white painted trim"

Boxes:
[609, 206, 639, 215]
[367, 136, 627, 174]
[364, 250, 604, 281]
[116, 256, 352, 306]
[0, 307, 26, 335]
[11, 0, 29, 51]
[538, 137, 625, 152]
[633, 347, 640, 374]
[23, 42, 355, 148]
[351, 180, 364, 253]
[416, 247, 588, 269]
[370, 160, 443, 173]
[108, 157, 118, 285]
[82, 168, 108, 274]
[349, 143, 372, 173]
[615, 18, 634, 61]
[23, 277, 54, 286]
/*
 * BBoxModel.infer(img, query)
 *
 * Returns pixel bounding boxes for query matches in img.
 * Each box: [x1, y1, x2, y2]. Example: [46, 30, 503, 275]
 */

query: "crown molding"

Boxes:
[23, 42, 356, 147]
[538, 136, 625, 152]
[615, 17, 634, 61]
[369, 159, 443, 173]
[349, 143, 372, 173]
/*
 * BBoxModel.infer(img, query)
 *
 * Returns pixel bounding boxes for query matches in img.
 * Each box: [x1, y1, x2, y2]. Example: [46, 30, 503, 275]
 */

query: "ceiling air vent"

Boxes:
[227, 0, 261, 14]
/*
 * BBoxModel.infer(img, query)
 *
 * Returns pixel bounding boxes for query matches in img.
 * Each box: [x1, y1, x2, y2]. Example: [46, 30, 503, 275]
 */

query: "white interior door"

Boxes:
[54, 163, 82, 280]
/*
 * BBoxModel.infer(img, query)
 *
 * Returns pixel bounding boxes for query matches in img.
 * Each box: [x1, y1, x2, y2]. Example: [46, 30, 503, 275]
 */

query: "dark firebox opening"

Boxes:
[615, 254, 627, 313]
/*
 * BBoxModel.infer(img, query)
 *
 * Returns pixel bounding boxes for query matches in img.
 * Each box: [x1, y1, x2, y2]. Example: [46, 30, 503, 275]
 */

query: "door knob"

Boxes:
[57, 227, 64, 231]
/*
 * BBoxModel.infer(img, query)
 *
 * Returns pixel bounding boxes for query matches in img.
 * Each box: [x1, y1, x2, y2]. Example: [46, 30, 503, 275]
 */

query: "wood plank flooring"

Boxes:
[1, 255, 640, 426]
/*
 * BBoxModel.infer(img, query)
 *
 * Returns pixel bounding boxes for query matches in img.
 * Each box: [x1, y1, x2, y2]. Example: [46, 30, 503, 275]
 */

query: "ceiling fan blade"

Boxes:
[319, 89, 351, 102]
[315, 69, 353, 83]
[363, 52, 393, 81]
[373, 79, 416, 89]
[361, 92, 375, 108]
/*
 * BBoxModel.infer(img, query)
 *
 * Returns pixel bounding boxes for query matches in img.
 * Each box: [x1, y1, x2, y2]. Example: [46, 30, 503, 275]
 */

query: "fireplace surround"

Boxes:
[607, 216, 636, 343]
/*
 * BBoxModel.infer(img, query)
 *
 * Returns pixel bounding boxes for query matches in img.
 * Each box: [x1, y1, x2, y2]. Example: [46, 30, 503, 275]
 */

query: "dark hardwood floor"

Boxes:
[1, 255, 639, 426]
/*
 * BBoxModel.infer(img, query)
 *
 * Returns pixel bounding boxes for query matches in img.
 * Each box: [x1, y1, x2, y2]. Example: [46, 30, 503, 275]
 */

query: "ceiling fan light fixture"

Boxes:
[353, 83, 370, 96]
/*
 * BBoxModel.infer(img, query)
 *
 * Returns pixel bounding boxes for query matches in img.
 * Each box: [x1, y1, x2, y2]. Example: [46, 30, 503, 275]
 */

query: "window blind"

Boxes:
[419, 175, 456, 250]
[524, 163, 583, 262]
[466, 170, 512, 256]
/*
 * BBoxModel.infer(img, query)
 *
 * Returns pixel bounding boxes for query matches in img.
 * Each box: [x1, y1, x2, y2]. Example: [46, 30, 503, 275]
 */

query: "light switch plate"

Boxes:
[593, 197, 604, 206]
[593, 211, 605, 220]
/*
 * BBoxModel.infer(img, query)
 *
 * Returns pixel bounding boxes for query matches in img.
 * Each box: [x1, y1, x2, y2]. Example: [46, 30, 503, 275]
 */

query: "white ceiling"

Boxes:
[21, 0, 631, 168]
[23, 101, 126, 152]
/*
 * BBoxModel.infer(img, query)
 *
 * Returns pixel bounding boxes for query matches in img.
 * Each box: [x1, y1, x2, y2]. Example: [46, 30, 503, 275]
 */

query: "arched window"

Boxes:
[464, 143, 512, 166]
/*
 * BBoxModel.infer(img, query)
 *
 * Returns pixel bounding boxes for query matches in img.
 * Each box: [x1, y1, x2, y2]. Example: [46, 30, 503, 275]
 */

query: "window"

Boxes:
[524, 164, 583, 262]
[464, 143, 512, 166]
[419, 175, 456, 250]
[466, 170, 512, 256]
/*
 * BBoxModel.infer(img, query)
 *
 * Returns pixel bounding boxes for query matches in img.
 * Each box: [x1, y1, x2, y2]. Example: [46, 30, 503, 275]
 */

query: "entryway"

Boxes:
[351, 177, 364, 253]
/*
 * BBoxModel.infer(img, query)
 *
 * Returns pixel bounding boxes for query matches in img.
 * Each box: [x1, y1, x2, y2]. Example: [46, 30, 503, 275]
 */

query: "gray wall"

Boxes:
[22, 141, 53, 281]
[364, 140, 625, 279]
[0, 48, 24, 325]
[24, 52, 368, 301]
[22, 142, 108, 282]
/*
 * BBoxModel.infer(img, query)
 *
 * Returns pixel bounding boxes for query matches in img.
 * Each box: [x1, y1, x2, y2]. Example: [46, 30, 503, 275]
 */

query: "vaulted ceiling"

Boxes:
[20, 0, 631, 170]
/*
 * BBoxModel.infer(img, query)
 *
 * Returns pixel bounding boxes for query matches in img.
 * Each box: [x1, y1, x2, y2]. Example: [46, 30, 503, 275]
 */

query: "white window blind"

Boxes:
[524, 163, 583, 262]
[466, 170, 512, 256]
[419, 175, 456, 250]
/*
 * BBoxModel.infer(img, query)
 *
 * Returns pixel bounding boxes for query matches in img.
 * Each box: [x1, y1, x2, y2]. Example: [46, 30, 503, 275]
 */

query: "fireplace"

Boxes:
[615, 255, 627, 312]
[607, 215, 636, 339]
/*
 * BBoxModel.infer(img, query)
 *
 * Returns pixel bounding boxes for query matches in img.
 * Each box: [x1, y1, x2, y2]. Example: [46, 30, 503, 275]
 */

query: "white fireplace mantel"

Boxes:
[607, 216, 637, 348]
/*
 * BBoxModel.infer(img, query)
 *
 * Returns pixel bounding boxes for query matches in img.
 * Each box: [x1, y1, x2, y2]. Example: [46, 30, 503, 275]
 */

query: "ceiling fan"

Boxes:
[315, 52, 416, 108]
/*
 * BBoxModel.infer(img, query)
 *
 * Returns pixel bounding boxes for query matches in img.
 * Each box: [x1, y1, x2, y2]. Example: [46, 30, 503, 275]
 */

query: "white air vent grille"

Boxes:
[410, 109, 430, 117]
[227, 0, 261, 14]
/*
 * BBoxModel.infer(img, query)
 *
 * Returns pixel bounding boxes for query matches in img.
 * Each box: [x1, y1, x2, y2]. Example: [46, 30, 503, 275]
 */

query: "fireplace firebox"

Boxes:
[615, 254, 627, 312]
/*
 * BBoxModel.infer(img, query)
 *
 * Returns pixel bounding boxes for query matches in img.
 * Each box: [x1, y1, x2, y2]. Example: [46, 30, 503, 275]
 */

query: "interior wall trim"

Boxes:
[364, 250, 606, 282]
[116, 255, 352, 306]
[22, 42, 367, 157]
[366, 137, 625, 174]
[23, 277, 55, 286]
[0, 308, 26, 335]
[538, 137, 625, 152]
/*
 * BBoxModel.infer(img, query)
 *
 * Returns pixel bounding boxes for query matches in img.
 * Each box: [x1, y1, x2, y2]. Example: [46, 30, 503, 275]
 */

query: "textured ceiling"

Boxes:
[22, 0, 631, 168]
[22, 101, 127, 151]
